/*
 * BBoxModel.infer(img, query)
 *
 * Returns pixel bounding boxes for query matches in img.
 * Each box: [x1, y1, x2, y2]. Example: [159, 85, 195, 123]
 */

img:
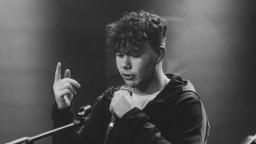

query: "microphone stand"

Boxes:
[5, 105, 92, 144]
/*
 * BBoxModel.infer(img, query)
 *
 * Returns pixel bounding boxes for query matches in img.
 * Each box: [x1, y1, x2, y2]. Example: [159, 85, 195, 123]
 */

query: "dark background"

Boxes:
[0, 0, 255, 144]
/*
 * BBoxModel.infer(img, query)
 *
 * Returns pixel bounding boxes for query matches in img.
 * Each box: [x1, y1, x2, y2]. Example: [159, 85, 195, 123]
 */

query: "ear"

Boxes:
[155, 47, 165, 64]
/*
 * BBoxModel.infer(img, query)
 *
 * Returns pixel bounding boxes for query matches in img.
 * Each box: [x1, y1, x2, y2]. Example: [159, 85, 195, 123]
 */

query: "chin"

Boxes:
[124, 80, 137, 88]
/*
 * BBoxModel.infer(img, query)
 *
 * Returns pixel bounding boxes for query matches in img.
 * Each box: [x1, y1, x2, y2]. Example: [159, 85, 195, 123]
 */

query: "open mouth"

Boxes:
[122, 74, 135, 80]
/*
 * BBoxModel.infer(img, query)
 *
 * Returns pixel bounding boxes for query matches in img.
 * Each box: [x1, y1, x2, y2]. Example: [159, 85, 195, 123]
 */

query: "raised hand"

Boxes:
[242, 134, 256, 144]
[53, 62, 81, 109]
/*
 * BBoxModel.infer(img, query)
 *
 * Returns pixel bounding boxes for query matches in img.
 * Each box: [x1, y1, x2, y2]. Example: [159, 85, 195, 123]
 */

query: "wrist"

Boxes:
[118, 105, 136, 118]
[56, 100, 70, 109]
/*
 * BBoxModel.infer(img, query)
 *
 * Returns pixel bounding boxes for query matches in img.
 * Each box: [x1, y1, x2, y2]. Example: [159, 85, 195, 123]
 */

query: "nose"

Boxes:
[122, 55, 132, 70]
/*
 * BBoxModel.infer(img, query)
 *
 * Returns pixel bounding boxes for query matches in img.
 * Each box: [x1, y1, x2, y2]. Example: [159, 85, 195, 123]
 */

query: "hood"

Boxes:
[166, 73, 196, 92]
[154, 73, 197, 101]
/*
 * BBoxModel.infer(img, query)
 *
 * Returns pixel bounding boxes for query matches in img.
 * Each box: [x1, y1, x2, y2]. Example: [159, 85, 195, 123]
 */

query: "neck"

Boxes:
[133, 63, 169, 96]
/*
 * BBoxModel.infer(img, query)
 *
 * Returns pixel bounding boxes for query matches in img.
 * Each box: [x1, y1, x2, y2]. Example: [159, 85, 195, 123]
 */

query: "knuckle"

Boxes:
[114, 91, 121, 97]
[62, 83, 67, 88]
[65, 89, 70, 94]
[66, 82, 71, 88]
[63, 78, 69, 82]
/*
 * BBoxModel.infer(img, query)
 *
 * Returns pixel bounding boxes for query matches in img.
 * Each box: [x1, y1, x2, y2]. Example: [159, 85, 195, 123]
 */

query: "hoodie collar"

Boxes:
[153, 73, 196, 101]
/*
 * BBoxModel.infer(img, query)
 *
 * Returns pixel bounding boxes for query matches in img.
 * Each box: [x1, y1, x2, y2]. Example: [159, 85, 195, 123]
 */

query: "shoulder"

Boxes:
[172, 90, 208, 126]
[176, 91, 201, 105]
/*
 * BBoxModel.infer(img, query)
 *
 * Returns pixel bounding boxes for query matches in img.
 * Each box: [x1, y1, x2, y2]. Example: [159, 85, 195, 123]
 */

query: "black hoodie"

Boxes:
[52, 73, 210, 144]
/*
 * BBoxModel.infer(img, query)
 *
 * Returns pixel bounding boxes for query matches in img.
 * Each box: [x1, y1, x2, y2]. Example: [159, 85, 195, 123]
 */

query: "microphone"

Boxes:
[77, 105, 92, 116]
[74, 105, 92, 125]
[103, 86, 133, 144]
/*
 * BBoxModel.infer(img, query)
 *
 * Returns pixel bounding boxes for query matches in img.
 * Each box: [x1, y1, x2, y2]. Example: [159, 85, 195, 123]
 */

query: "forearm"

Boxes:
[118, 108, 171, 144]
[51, 93, 111, 144]
[51, 104, 78, 144]
[118, 102, 208, 144]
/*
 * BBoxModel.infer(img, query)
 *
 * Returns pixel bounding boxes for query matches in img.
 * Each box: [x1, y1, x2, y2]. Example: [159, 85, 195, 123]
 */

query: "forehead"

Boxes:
[116, 41, 152, 54]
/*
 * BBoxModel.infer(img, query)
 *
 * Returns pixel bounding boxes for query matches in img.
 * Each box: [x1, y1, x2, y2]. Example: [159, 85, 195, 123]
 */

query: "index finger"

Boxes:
[54, 62, 61, 82]
[65, 78, 81, 88]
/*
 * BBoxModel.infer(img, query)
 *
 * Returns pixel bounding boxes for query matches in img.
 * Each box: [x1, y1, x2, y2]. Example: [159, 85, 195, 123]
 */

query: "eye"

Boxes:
[130, 50, 141, 57]
[116, 53, 124, 58]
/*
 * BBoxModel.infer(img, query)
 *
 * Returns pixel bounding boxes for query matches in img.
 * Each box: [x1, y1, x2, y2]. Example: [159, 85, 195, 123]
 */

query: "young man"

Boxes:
[52, 10, 210, 144]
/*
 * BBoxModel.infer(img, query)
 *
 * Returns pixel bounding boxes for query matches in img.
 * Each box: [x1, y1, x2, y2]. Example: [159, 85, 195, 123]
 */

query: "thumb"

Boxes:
[64, 69, 71, 78]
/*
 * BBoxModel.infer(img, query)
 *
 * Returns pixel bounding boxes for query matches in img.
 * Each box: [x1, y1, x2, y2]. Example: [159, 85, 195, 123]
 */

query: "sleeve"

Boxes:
[51, 103, 78, 144]
[116, 92, 209, 144]
[169, 92, 209, 144]
[51, 94, 111, 144]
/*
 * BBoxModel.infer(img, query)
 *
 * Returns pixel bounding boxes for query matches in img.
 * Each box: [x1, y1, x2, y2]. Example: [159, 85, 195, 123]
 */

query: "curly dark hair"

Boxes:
[106, 10, 167, 54]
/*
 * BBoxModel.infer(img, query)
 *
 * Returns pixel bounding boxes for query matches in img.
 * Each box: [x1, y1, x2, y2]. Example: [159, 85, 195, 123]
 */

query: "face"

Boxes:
[116, 42, 158, 88]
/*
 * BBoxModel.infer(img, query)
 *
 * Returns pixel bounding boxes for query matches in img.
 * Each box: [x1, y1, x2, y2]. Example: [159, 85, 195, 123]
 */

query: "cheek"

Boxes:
[134, 57, 155, 76]
[116, 57, 121, 71]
